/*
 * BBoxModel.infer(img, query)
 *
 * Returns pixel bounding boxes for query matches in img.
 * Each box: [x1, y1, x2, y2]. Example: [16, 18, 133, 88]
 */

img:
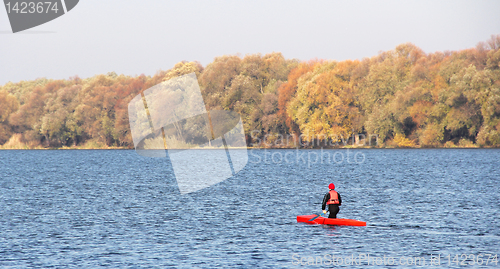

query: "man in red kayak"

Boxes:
[322, 183, 342, 218]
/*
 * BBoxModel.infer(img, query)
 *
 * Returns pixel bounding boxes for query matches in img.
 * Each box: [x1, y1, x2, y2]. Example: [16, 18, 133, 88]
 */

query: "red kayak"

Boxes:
[297, 215, 366, 226]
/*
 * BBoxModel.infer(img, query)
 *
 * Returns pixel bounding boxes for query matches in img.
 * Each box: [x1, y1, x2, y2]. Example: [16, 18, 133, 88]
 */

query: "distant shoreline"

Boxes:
[1, 146, 498, 150]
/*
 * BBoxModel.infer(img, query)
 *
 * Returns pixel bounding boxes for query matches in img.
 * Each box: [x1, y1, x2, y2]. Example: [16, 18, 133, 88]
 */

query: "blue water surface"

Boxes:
[0, 149, 499, 268]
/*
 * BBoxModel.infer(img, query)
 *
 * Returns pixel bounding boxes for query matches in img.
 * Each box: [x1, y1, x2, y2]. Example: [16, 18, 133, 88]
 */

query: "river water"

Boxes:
[0, 149, 499, 268]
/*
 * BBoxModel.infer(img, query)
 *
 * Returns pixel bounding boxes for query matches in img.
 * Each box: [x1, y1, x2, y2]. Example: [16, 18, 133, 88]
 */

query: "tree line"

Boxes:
[1, 35, 499, 149]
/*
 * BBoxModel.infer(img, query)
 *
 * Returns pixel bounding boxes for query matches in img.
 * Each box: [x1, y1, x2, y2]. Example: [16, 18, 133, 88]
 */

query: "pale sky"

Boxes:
[1, 0, 500, 85]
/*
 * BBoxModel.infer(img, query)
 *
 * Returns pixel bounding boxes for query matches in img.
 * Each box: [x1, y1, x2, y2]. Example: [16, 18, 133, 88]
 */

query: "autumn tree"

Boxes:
[287, 60, 363, 145]
[2, 35, 500, 148]
[277, 60, 320, 138]
[0, 90, 19, 144]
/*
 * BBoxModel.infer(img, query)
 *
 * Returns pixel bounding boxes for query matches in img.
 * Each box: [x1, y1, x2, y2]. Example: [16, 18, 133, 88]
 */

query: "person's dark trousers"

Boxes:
[328, 204, 340, 218]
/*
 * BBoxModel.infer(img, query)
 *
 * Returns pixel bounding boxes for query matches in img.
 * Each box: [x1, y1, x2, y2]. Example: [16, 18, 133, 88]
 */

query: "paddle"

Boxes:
[308, 211, 327, 221]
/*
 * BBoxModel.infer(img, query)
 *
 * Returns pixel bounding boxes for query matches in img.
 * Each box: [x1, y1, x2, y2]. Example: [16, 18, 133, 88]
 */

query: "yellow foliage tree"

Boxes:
[393, 133, 416, 148]
[163, 61, 203, 82]
[0, 90, 20, 144]
[288, 60, 362, 143]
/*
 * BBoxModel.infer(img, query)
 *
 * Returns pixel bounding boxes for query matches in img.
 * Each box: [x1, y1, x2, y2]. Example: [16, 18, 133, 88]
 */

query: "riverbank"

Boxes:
[1, 133, 496, 150]
[2, 144, 496, 150]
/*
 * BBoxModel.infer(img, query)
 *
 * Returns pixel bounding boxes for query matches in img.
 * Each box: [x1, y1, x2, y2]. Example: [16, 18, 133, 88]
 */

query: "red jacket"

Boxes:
[322, 190, 342, 210]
